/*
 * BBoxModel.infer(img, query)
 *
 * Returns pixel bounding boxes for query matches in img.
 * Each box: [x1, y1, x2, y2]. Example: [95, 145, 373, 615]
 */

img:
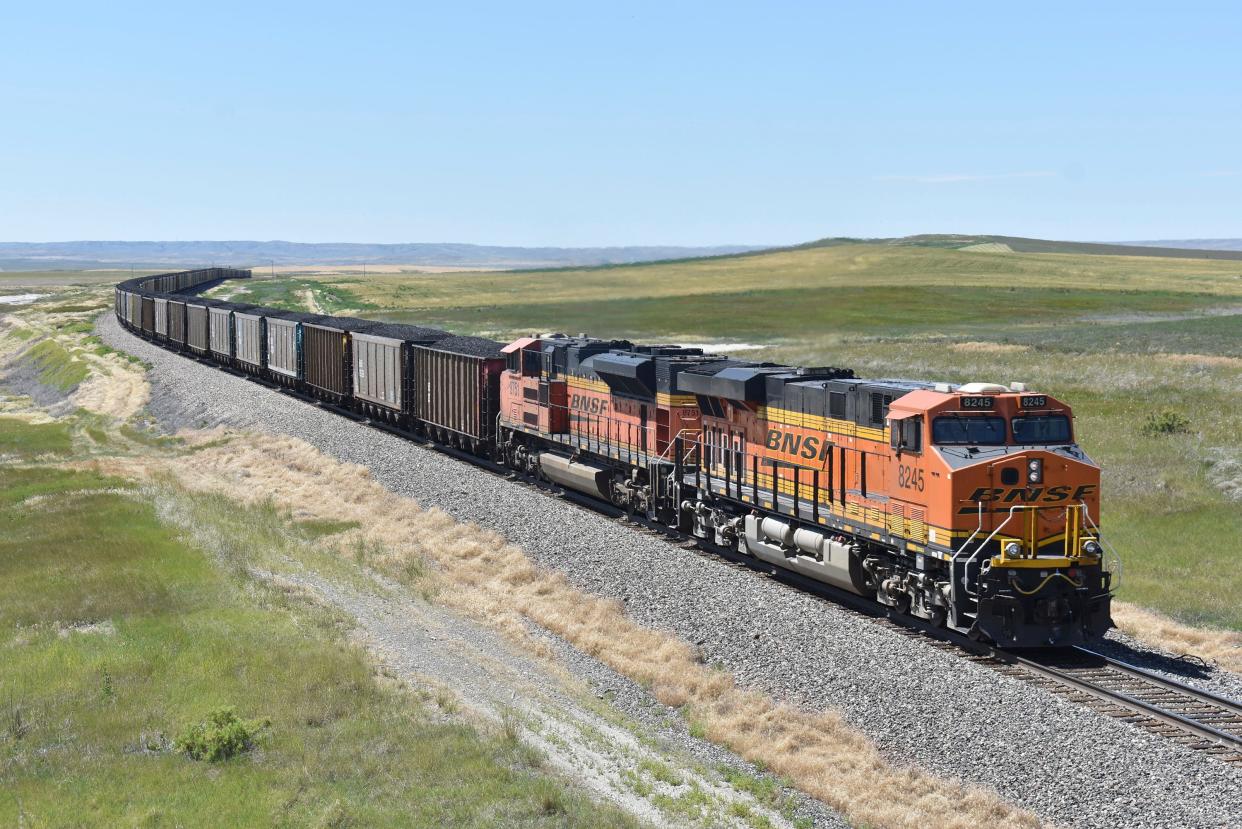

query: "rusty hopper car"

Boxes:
[140, 296, 156, 334]
[302, 316, 383, 402]
[167, 299, 188, 348]
[186, 302, 210, 354]
[264, 311, 329, 386]
[413, 335, 506, 452]
[351, 323, 450, 422]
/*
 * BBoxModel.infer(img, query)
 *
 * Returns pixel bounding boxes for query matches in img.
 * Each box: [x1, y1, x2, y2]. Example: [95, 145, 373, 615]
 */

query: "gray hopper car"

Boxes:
[351, 323, 450, 419]
[154, 297, 169, 338]
[186, 303, 210, 354]
[413, 335, 506, 450]
[265, 312, 328, 384]
[207, 305, 233, 358]
[233, 311, 265, 372]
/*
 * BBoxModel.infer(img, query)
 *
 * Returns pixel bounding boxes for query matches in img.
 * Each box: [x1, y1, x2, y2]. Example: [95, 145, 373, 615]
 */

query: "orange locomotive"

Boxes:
[499, 335, 1116, 648]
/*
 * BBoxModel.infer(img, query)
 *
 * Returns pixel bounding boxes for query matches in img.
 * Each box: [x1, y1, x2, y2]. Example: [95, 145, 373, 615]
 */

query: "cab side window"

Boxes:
[891, 418, 923, 453]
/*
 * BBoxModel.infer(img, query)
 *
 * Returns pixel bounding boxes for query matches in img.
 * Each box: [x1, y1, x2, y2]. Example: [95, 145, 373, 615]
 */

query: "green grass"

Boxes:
[0, 417, 74, 458]
[22, 339, 90, 393]
[373, 285, 1225, 342]
[206, 277, 376, 314]
[0, 465, 639, 828]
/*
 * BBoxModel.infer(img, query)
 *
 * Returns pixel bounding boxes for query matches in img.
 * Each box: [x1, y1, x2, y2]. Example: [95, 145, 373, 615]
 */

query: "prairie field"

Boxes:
[0, 290, 646, 828]
[208, 241, 1242, 631]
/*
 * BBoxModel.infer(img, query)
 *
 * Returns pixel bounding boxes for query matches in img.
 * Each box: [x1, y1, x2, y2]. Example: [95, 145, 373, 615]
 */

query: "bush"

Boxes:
[1140, 410, 1191, 436]
[175, 707, 267, 761]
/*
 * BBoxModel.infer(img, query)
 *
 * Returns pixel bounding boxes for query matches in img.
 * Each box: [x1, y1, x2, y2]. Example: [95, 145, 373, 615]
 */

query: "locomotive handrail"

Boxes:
[960, 504, 1024, 597]
[655, 428, 702, 463]
[953, 503, 986, 565]
[1079, 505, 1122, 591]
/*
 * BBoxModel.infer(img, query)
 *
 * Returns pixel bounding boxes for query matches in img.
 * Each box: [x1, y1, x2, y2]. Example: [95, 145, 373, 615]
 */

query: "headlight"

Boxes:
[1027, 458, 1043, 484]
[1004, 541, 1021, 557]
[1083, 540, 1102, 556]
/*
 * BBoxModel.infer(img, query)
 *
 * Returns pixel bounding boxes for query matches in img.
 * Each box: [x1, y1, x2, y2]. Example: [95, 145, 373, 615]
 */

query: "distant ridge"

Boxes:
[789, 234, 1242, 261]
[0, 240, 762, 271]
[1120, 239, 1242, 252]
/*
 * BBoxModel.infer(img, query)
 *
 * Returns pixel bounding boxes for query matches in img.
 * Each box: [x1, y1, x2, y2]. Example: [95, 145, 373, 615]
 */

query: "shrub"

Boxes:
[1140, 410, 1191, 436]
[175, 707, 267, 761]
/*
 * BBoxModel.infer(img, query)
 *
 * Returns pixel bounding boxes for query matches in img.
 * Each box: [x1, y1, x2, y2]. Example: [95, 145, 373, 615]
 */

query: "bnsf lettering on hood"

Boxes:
[765, 429, 832, 461]
[958, 484, 1097, 513]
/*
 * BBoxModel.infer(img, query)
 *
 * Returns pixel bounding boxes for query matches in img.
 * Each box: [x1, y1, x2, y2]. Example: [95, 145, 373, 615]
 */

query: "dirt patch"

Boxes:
[70, 351, 149, 420]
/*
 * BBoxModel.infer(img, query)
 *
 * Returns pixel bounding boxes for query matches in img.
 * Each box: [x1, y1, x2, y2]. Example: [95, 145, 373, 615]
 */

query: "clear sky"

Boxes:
[2, 1, 1239, 246]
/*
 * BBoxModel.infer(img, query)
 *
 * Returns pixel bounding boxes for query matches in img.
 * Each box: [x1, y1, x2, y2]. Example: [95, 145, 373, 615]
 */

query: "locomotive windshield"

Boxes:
[932, 415, 1006, 445]
[1012, 414, 1072, 444]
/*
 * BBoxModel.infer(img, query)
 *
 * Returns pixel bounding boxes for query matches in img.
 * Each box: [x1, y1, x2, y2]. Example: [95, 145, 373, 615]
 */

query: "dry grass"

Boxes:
[69, 351, 149, 419]
[949, 341, 1031, 354]
[93, 429, 1041, 829]
[1157, 352, 1242, 369]
[1112, 602, 1242, 673]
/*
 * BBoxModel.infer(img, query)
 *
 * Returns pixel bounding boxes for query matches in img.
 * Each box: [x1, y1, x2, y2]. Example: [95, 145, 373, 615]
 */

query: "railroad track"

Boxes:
[1003, 647, 1242, 763]
[877, 620, 1242, 764]
[200, 349, 1242, 766]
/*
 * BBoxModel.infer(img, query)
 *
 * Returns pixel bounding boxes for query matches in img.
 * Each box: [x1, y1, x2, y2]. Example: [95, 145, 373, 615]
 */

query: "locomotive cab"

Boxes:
[891, 384, 1116, 646]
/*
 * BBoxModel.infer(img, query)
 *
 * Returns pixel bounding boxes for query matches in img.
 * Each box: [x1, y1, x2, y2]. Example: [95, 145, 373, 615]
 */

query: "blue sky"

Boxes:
[2, 1, 1239, 246]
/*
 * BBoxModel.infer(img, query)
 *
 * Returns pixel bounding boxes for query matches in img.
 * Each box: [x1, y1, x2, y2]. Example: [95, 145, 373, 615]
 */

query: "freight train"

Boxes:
[115, 268, 1119, 647]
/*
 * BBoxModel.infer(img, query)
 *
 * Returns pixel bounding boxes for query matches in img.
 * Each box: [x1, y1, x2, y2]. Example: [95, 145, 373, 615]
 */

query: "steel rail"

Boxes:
[1004, 650, 1242, 756]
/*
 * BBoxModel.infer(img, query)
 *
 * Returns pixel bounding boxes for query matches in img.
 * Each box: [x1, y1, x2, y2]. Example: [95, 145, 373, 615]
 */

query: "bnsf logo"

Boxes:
[569, 394, 608, 415]
[958, 485, 1097, 513]
[764, 429, 832, 461]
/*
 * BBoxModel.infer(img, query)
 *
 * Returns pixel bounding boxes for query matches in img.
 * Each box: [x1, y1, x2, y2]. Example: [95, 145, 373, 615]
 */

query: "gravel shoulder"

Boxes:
[101, 315, 1242, 829]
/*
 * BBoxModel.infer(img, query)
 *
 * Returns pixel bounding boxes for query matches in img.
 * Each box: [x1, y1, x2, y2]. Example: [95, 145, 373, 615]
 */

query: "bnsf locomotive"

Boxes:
[117, 269, 1118, 648]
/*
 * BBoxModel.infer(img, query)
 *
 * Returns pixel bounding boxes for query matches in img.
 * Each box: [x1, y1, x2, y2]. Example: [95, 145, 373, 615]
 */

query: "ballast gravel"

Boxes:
[103, 315, 1242, 829]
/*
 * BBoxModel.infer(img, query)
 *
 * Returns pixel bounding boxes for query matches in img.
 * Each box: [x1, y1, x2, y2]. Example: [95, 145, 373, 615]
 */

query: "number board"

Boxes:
[959, 396, 995, 409]
[1020, 395, 1049, 408]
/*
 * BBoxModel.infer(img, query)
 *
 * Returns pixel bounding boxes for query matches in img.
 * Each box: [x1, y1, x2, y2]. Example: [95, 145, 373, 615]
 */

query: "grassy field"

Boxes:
[0, 416, 639, 827]
[0, 290, 647, 826]
[205, 242, 1242, 632]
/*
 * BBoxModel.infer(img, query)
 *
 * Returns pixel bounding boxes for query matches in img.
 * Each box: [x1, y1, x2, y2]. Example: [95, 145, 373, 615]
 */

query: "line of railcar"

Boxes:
[116, 269, 1119, 648]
